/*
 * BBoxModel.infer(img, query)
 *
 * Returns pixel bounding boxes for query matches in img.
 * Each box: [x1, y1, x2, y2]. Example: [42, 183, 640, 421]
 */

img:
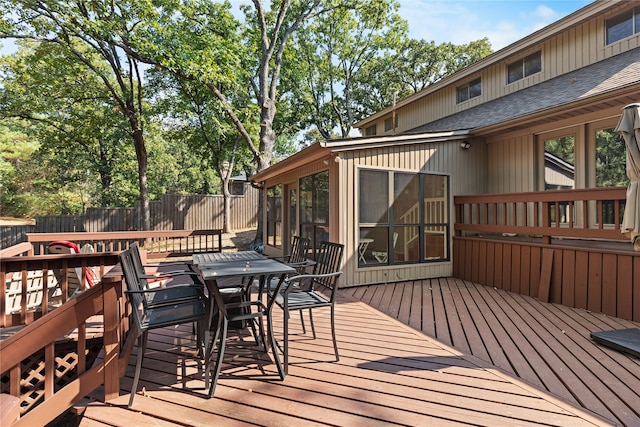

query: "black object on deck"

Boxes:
[591, 328, 640, 358]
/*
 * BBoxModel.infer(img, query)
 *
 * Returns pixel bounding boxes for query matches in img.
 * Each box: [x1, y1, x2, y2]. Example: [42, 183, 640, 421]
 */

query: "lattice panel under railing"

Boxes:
[0, 338, 103, 415]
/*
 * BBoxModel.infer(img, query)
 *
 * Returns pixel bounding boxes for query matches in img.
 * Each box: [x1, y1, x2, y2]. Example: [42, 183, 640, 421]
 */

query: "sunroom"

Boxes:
[250, 130, 481, 287]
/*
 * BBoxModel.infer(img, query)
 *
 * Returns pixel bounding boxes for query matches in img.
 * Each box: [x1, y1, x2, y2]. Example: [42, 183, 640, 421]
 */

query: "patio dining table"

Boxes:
[192, 251, 296, 380]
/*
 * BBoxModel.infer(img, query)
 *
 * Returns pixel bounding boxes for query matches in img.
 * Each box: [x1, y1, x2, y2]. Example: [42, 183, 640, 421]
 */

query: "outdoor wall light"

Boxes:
[460, 140, 471, 149]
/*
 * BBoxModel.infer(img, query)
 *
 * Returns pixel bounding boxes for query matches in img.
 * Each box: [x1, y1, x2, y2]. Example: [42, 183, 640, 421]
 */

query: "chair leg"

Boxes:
[129, 331, 148, 408]
[308, 308, 316, 339]
[209, 317, 228, 397]
[283, 305, 289, 376]
[299, 311, 306, 334]
[330, 305, 339, 362]
[267, 307, 286, 380]
[257, 315, 268, 354]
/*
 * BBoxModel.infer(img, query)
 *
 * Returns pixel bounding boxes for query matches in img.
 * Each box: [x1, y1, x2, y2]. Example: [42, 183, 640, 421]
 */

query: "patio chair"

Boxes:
[119, 248, 209, 407]
[257, 236, 312, 295]
[129, 242, 205, 289]
[269, 235, 312, 273]
[372, 232, 398, 264]
[271, 241, 344, 375]
[205, 275, 270, 397]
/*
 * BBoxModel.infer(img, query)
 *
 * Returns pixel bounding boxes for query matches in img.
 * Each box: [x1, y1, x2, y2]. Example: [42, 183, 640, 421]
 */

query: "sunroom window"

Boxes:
[358, 169, 449, 267]
[266, 185, 282, 248]
[299, 171, 329, 254]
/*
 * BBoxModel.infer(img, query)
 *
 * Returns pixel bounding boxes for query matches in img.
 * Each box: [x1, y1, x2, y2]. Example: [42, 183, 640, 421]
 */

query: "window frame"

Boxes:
[299, 170, 330, 256]
[364, 124, 377, 136]
[507, 51, 542, 84]
[266, 184, 283, 249]
[456, 77, 482, 104]
[384, 115, 398, 132]
[357, 167, 451, 268]
[606, 6, 640, 45]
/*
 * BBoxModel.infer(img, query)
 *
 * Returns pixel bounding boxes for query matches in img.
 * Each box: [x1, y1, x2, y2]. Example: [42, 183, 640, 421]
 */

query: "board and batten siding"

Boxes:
[486, 133, 536, 194]
[373, 2, 640, 136]
[338, 139, 487, 287]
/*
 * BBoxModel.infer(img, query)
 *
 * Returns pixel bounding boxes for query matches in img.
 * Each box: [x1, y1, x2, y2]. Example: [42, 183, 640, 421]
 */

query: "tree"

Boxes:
[291, 0, 408, 139]
[0, 41, 131, 209]
[105, 0, 341, 242]
[0, 121, 37, 217]
[353, 37, 493, 117]
[146, 68, 257, 232]
[1, 1, 157, 229]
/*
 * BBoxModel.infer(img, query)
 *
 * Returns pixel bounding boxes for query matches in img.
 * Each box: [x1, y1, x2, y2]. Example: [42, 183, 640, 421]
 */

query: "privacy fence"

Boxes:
[0, 185, 259, 249]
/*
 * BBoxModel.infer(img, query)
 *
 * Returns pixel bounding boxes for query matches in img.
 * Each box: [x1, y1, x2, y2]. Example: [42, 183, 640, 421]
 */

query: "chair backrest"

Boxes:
[289, 236, 311, 264]
[129, 242, 146, 276]
[312, 241, 344, 291]
[118, 249, 148, 330]
[128, 242, 157, 290]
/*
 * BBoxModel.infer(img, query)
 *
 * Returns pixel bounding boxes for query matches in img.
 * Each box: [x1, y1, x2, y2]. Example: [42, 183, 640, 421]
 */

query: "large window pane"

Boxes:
[300, 171, 329, 254]
[394, 226, 419, 263]
[359, 170, 388, 223]
[507, 61, 523, 84]
[424, 226, 447, 260]
[596, 128, 628, 188]
[359, 226, 387, 266]
[544, 136, 575, 190]
[607, 10, 633, 44]
[266, 185, 282, 248]
[358, 169, 450, 267]
[524, 52, 541, 76]
[393, 173, 420, 224]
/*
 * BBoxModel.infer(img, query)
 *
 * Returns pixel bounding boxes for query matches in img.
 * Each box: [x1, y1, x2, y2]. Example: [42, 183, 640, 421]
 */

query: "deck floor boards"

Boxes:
[343, 279, 640, 427]
[75, 277, 638, 426]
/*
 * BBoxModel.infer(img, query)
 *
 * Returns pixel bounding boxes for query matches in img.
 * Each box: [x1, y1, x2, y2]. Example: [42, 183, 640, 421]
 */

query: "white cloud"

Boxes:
[398, 1, 587, 50]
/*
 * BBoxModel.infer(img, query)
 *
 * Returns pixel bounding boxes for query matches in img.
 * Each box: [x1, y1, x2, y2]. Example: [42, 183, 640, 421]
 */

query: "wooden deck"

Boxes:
[69, 276, 639, 426]
[344, 278, 640, 427]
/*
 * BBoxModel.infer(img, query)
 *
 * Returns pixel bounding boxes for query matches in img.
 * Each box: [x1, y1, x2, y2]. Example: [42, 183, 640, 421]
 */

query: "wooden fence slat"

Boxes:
[538, 248, 554, 302]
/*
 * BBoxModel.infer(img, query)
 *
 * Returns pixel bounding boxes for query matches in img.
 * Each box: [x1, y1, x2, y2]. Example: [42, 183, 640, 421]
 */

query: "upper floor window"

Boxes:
[384, 115, 398, 132]
[364, 124, 377, 136]
[606, 7, 640, 45]
[507, 51, 541, 84]
[456, 77, 481, 103]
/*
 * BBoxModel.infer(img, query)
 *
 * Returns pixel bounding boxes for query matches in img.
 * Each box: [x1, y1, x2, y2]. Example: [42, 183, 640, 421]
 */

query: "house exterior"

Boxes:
[250, 0, 640, 319]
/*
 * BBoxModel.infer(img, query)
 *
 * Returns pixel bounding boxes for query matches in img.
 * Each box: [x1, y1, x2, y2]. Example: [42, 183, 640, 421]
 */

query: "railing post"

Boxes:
[541, 201, 551, 244]
[102, 277, 121, 402]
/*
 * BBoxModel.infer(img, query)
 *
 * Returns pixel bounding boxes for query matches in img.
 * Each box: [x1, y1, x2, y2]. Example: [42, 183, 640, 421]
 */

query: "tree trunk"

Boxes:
[251, 98, 277, 246]
[131, 128, 151, 231]
[222, 170, 231, 234]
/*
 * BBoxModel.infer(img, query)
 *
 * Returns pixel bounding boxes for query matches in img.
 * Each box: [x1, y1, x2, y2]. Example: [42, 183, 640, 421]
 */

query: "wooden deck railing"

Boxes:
[454, 187, 628, 244]
[1, 255, 129, 427]
[26, 229, 223, 258]
[1, 253, 120, 328]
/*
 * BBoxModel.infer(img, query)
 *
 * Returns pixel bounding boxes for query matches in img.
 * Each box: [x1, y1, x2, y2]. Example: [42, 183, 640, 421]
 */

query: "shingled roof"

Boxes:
[408, 47, 640, 134]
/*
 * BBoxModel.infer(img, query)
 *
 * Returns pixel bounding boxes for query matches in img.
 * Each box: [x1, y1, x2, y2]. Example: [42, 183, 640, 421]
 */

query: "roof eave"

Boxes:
[473, 82, 640, 136]
[321, 130, 470, 152]
[249, 142, 329, 183]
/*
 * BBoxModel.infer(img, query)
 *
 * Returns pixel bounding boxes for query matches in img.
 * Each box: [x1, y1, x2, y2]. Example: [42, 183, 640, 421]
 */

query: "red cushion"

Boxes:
[48, 240, 80, 254]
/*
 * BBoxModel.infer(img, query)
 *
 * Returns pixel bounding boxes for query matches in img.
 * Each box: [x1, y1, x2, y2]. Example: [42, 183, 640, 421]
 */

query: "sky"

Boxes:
[398, 0, 592, 50]
[0, 1, 592, 55]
